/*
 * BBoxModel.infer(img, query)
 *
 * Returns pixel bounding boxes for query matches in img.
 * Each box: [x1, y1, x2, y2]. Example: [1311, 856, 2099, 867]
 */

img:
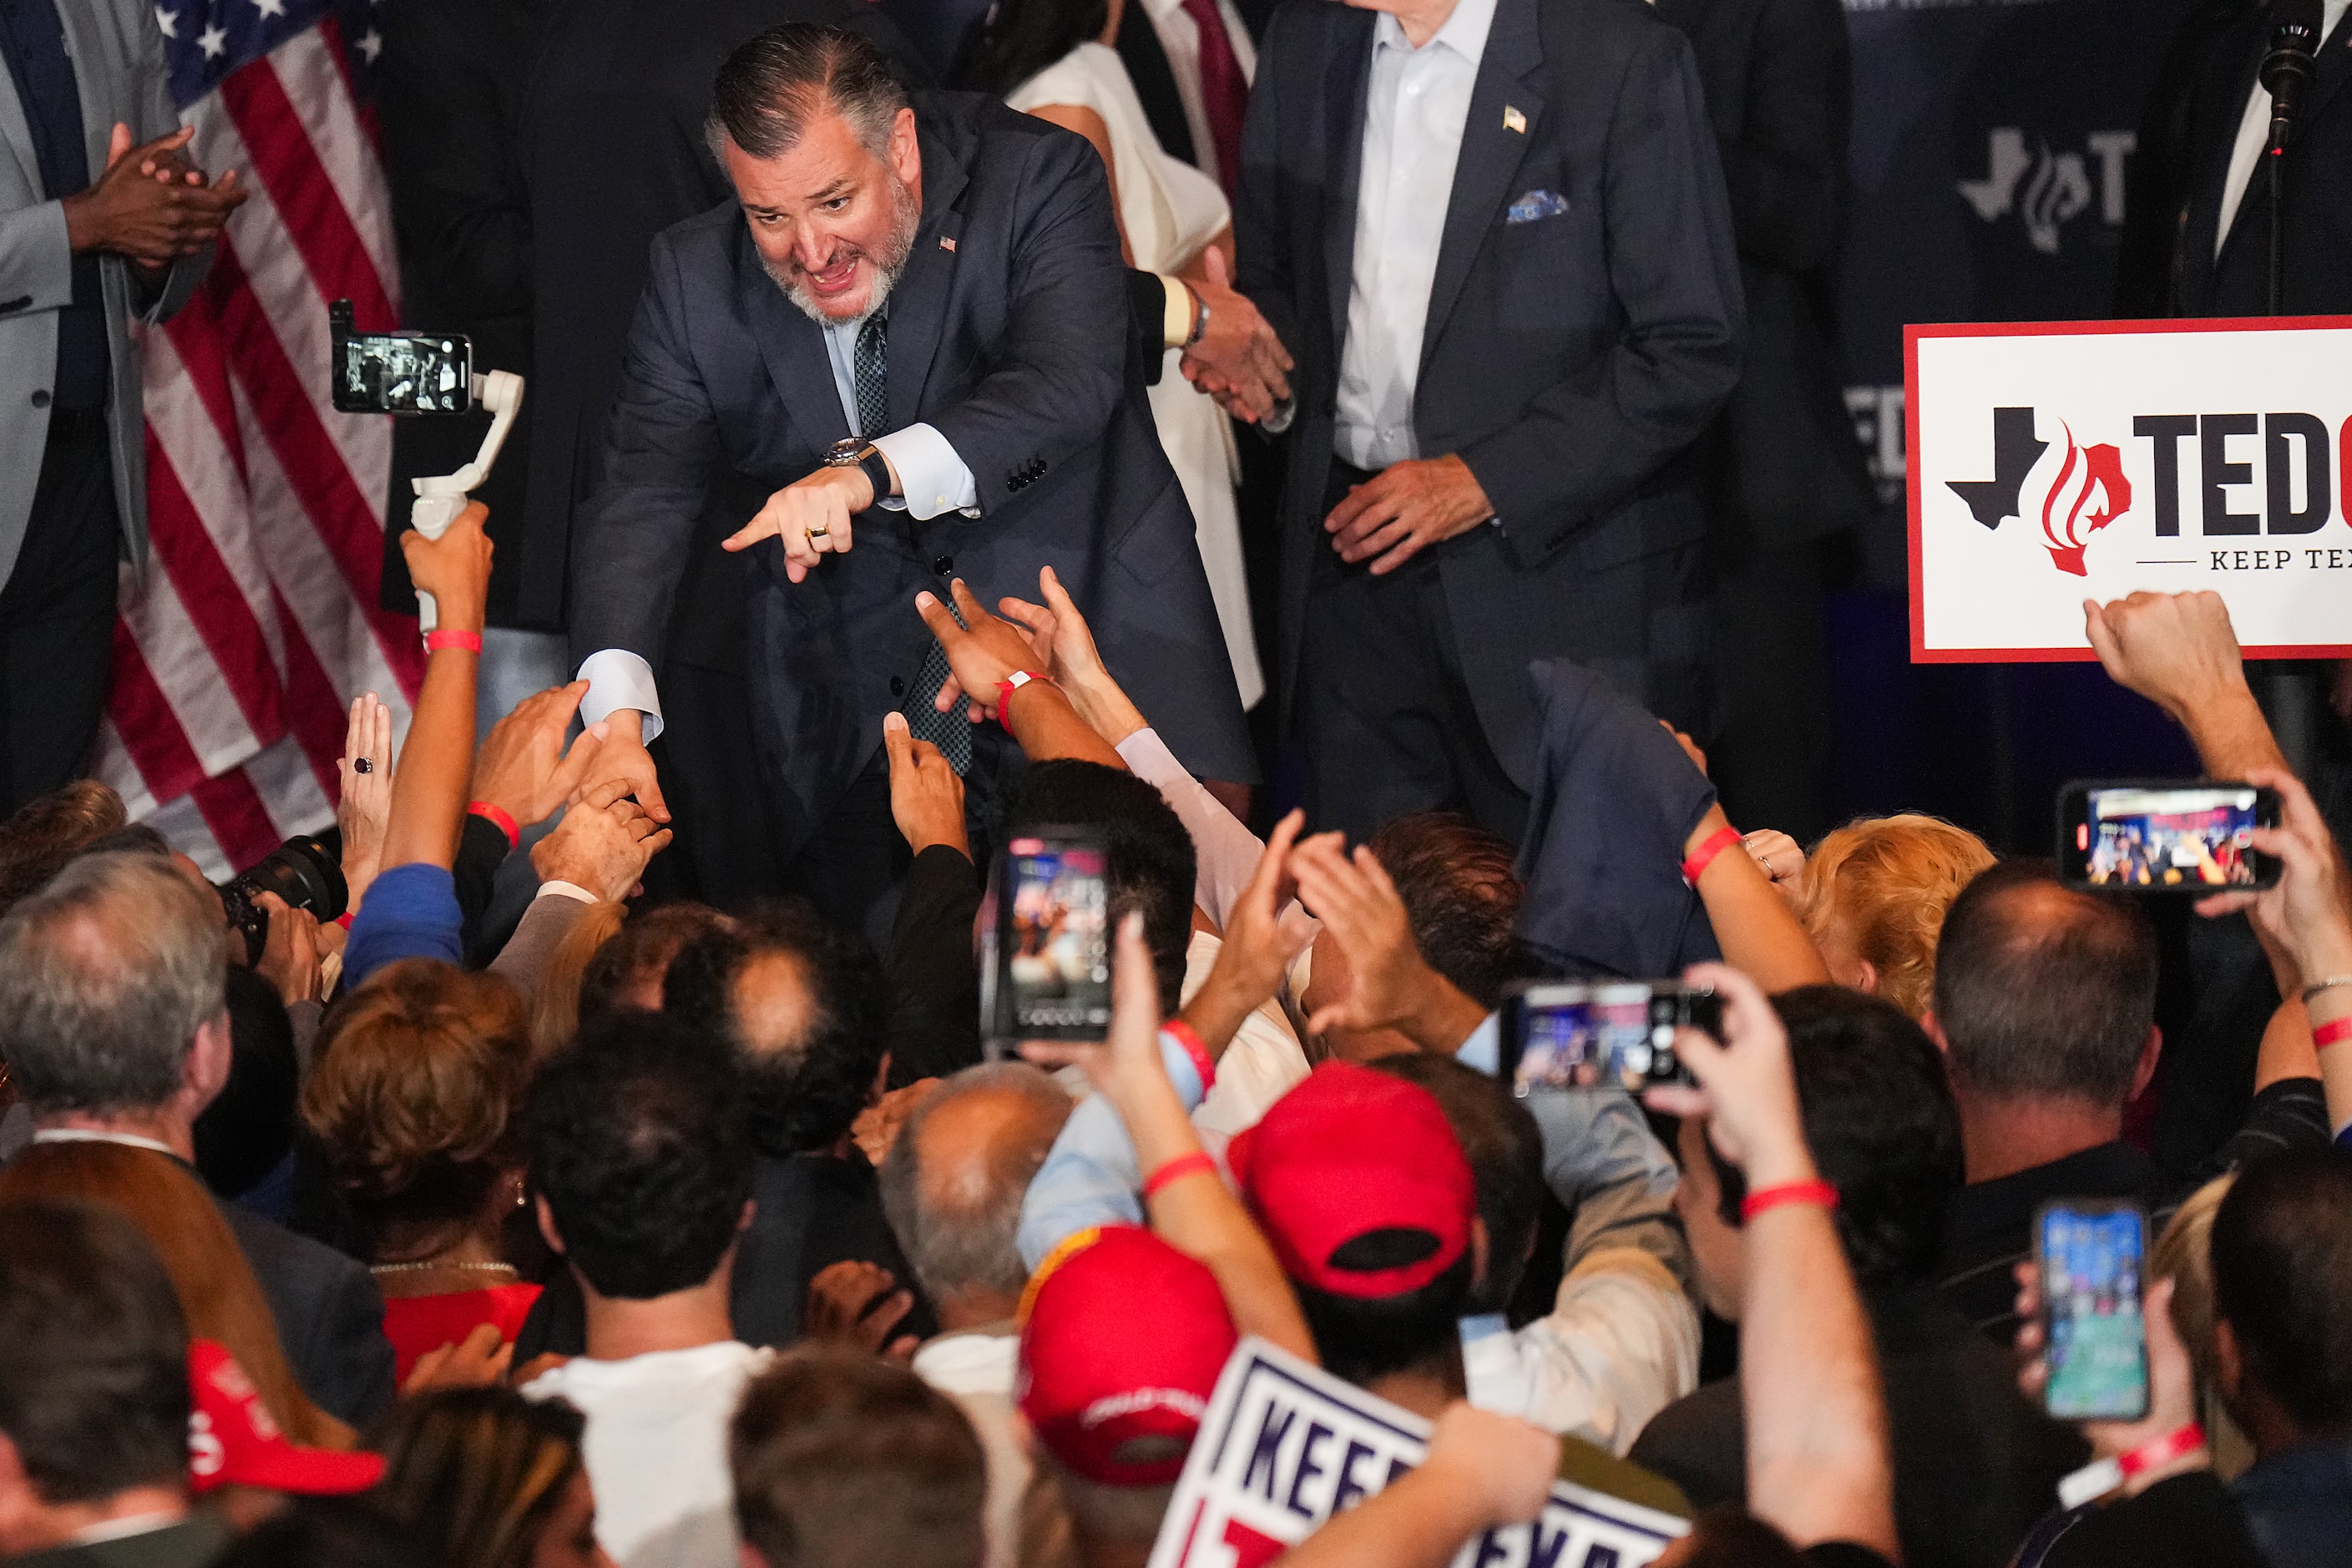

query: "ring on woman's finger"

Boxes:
[352, 757, 372, 775]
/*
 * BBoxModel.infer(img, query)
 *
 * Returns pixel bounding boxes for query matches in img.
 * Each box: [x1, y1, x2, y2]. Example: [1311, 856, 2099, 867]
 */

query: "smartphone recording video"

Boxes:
[1495, 980, 1718, 1096]
[982, 832, 1113, 1051]
[329, 299, 472, 415]
[2058, 779, 2279, 891]
[2036, 1200, 2151, 1423]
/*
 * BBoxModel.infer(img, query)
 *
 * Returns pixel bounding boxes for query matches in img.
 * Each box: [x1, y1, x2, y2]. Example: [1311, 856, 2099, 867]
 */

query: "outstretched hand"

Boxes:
[914, 579, 1043, 722]
[882, 710, 967, 856]
[1643, 963, 1814, 1189]
[995, 564, 1147, 744]
[2195, 765, 2352, 988]
[470, 681, 605, 830]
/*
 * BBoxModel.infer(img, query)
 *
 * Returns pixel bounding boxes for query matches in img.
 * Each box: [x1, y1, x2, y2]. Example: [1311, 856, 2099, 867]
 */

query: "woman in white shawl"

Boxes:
[959, 0, 1264, 711]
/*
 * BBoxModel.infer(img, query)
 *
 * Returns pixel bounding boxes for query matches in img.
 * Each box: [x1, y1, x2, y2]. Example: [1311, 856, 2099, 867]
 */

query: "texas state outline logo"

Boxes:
[1945, 405, 2132, 577]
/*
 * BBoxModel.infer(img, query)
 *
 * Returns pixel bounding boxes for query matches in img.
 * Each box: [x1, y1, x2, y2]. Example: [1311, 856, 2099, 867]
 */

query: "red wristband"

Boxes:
[467, 800, 520, 852]
[1740, 1179, 1839, 1222]
[424, 628, 482, 654]
[333, 913, 354, 930]
[2119, 1423, 2206, 1479]
[1682, 825, 1743, 887]
[1163, 1019, 1216, 1094]
[1142, 1151, 1218, 1201]
[994, 670, 1050, 728]
[2314, 1016, 2352, 1050]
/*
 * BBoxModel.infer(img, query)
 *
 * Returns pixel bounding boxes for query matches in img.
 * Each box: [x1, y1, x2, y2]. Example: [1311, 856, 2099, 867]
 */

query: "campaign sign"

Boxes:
[1145, 1338, 1686, 1568]
[1908, 317, 2352, 661]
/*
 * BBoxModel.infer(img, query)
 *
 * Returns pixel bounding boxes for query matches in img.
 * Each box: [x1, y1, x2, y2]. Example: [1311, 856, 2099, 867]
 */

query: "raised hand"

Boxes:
[399, 501, 493, 636]
[1289, 832, 1485, 1051]
[337, 691, 395, 908]
[529, 777, 673, 901]
[995, 564, 1147, 744]
[1182, 810, 1313, 1055]
[913, 578, 1044, 722]
[590, 710, 669, 825]
[470, 680, 606, 829]
[1642, 963, 1813, 1190]
[881, 711, 967, 856]
[2195, 764, 2352, 988]
[803, 1260, 918, 1363]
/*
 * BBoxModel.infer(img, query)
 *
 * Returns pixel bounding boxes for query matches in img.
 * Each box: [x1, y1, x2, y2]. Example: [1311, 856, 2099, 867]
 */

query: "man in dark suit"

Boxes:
[0, 1201, 231, 1568]
[0, 852, 395, 1430]
[1653, 0, 1874, 844]
[571, 25, 1252, 935]
[1216, 0, 1743, 844]
[2172, 0, 2352, 317]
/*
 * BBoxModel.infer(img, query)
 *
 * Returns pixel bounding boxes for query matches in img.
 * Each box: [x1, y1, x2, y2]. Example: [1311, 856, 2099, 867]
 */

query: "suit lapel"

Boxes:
[887, 107, 970, 432]
[1321, 9, 1375, 360]
[1421, 0, 1542, 364]
[744, 231, 852, 449]
[0, 61, 38, 195]
[54, 0, 115, 182]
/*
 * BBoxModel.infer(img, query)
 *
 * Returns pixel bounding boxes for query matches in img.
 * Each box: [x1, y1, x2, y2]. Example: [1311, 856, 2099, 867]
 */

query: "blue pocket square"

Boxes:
[1507, 190, 1570, 224]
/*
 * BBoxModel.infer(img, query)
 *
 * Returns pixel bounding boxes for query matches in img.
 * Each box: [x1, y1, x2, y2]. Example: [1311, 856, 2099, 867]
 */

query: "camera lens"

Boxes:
[217, 835, 348, 966]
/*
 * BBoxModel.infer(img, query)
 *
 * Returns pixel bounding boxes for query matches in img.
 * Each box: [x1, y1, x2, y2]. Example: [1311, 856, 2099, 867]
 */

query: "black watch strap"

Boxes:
[857, 447, 893, 503]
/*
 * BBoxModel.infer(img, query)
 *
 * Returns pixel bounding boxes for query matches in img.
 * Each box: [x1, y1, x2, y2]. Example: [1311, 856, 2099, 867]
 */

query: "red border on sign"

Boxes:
[1904, 315, 2352, 664]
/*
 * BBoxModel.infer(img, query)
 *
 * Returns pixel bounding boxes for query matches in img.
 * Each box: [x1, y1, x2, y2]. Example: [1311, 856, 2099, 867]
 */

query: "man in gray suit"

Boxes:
[572, 24, 1252, 933]
[0, 0, 240, 815]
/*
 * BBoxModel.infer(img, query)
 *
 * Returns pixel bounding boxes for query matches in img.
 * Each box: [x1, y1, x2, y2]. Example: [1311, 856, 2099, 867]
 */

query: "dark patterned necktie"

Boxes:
[862, 311, 973, 775]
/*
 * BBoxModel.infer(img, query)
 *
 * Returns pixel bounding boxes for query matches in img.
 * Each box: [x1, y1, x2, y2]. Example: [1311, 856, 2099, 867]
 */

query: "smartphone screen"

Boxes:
[2061, 781, 2276, 890]
[1500, 981, 1712, 1095]
[2037, 1202, 2151, 1422]
[331, 325, 472, 414]
[992, 835, 1111, 1043]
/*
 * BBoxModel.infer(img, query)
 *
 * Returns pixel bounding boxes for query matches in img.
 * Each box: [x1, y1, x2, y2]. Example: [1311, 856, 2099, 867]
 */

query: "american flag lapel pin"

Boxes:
[940, 235, 957, 251]
[1503, 104, 1527, 134]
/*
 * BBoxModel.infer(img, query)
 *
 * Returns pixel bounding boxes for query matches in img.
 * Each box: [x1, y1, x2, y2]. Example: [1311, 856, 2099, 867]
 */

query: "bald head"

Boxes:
[1931, 862, 2157, 1108]
[879, 1064, 1073, 1320]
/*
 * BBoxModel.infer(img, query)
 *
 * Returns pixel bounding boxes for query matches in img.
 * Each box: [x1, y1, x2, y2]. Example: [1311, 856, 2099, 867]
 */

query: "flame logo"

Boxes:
[2038, 422, 2131, 577]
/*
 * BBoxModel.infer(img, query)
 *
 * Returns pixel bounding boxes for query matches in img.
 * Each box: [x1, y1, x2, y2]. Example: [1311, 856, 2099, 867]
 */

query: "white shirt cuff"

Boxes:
[537, 881, 599, 903]
[576, 648, 665, 744]
[872, 422, 978, 521]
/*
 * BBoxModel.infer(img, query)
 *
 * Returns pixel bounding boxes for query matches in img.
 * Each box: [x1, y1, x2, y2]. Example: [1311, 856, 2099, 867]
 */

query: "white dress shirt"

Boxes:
[2217, 0, 2352, 259]
[1136, 0, 1257, 188]
[1333, 0, 1498, 473]
[576, 305, 979, 742]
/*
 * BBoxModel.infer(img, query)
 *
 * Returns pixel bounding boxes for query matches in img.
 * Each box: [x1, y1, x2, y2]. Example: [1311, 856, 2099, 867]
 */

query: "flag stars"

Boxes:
[154, 4, 178, 36]
[252, 0, 285, 16]
[356, 27, 382, 60]
[196, 20, 228, 55]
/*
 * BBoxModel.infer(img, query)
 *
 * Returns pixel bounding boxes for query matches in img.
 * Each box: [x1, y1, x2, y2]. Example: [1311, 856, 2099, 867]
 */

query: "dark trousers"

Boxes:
[1297, 461, 1529, 847]
[1705, 542, 1833, 845]
[1, 412, 119, 817]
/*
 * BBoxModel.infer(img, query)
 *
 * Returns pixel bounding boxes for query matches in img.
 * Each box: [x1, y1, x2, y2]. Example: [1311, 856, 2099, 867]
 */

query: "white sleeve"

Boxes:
[871, 422, 978, 520]
[1505, 1249, 1701, 1454]
[1116, 726, 1291, 932]
[576, 648, 665, 743]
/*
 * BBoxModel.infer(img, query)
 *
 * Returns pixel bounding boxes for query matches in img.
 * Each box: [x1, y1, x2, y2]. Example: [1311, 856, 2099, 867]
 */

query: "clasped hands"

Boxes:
[62, 123, 245, 272]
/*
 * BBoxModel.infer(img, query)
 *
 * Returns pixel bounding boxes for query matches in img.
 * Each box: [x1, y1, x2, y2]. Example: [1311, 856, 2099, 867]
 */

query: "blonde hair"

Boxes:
[1799, 814, 1995, 1019]
[529, 900, 625, 1064]
[2154, 1174, 2253, 1479]
[0, 1141, 352, 1450]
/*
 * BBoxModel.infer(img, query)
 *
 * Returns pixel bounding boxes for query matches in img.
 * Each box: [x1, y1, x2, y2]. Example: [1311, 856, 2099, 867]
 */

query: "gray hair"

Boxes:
[0, 852, 226, 1115]
[879, 1062, 1073, 1302]
[705, 23, 908, 164]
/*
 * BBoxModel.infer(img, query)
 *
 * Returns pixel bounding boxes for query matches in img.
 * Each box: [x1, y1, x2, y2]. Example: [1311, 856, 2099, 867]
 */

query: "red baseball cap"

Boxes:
[1225, 1060, 1474, 1299]
[1016, 1226, 1237, 1487]
[187, 1341, 385, 1496]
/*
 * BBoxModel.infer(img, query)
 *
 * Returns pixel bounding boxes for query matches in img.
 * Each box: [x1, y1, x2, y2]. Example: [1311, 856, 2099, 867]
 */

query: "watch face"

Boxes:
[825, 438, 866, 465]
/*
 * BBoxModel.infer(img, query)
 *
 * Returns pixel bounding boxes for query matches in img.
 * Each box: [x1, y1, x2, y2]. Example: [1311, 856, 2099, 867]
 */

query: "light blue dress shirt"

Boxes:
[577, 303, 979, 741]
[1333, 0, 1499, 474]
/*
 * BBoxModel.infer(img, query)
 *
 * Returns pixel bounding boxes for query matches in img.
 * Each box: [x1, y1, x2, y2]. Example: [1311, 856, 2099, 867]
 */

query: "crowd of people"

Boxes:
[0, 547, 2348, 1568]
[7, 0, 2352, 1565]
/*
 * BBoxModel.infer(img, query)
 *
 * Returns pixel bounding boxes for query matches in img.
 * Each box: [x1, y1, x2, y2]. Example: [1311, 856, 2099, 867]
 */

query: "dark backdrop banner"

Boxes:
[1828, 0, 2203, 849]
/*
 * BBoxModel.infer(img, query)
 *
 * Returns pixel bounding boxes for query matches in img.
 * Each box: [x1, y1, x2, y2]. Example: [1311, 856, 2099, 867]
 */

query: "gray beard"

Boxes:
[764, 175, 923, 326]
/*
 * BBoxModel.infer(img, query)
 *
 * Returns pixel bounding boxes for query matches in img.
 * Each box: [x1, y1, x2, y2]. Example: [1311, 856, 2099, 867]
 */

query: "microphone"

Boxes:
[2262, 0, 2324, 153]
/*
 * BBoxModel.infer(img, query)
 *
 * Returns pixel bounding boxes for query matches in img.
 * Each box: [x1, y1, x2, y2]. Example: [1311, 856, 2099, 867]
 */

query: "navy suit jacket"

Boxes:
[1236, 0, 1743, 783]
[2174, 5, 2352, 316]
[569, 92, 1252, 857]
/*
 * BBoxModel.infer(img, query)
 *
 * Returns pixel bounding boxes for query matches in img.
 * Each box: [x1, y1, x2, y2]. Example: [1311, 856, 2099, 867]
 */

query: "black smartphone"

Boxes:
[981, 830, 1113, 1055]
[329, 299, 472, 415]
[2057, 779, 2281, 891]
[2035, 1199, 2152, 1422]
[1495, 980, 1719, 1096]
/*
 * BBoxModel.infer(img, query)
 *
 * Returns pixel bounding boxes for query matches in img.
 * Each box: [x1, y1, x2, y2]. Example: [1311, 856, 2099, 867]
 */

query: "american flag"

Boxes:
[96, 0, 422, 878]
